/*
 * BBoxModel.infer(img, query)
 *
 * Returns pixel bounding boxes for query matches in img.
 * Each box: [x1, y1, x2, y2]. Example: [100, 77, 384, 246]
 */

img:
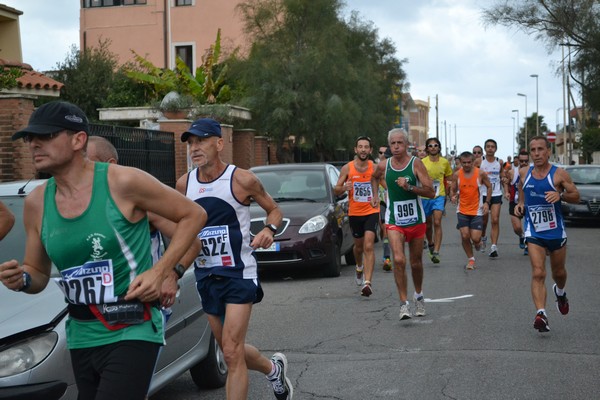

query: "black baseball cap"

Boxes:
[181, 118, 222, 142]
[12, 101, 89, 141]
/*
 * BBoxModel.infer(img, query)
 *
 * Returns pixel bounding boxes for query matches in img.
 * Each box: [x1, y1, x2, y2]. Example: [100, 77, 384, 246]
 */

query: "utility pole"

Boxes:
[435, 94, 439, 139]
[444, 120, 448, 157]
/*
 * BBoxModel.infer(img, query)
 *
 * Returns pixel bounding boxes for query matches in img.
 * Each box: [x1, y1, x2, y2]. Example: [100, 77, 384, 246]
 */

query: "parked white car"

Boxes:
[0, 179, 226, 399]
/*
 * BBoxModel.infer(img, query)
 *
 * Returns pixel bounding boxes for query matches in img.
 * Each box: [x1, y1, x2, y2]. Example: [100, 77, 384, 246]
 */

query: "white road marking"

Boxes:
[425, 294, 474, 303]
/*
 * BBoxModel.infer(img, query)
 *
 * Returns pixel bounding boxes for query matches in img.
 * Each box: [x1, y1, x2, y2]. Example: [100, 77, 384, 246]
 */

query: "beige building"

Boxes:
[80, 0, 246, 71]
[409, 99, 430, 146]
[0, 3, 23, 62]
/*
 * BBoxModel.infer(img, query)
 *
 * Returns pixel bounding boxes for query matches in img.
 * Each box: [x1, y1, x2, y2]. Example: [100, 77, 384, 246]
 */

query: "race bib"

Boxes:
[352, 182, 372, 202]
[433, 180, 441, 196]
[393, 199, 418, 225]
[54, 259, 116, 305]
[196, 225, 235, 268]
[527, 204, 557, 232]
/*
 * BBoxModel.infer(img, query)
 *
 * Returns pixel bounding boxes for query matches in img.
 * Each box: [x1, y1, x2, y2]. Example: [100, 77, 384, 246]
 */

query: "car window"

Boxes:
[256, 170, 328, 201]
[327, 166, 340, 190]
[567, 167, 600, 184]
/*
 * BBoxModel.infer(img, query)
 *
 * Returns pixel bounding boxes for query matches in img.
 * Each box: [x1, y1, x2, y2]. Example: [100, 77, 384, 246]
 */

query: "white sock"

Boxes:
[555, 286, 565, 296]
[356, 265, 364, 271]
[414, 291, 423, 299]
[266, 361, 279, 380]
[537, 308, 546, 315]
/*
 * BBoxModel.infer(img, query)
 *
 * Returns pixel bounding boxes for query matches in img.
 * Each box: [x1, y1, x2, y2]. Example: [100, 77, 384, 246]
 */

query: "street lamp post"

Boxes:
[517, 93, 528, 147]
[511, 116, 515, 156]
[512, 109, 519, 151]
[530, 74, 539, 137]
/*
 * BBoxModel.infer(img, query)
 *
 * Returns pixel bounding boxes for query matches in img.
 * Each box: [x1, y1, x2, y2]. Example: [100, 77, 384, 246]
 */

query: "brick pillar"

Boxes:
[254, 135, 269, 166]
[232, 128, 256, 169]
[158, 119, 192, 183]
[0, 96, 36, 182]
[220, 124, 233, 165]
[268, 138, 279, 164]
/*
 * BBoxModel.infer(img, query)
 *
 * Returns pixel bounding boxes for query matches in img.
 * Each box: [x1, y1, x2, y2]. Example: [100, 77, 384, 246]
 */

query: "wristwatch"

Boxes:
[265, 223, 278, 234]
[16, 271, 31, 292]
[173, 264, 186, 280]
[407, 184, 413, 192]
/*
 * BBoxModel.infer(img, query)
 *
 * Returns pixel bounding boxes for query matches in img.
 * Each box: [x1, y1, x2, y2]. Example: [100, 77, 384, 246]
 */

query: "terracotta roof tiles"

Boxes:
[1, 59, 63, 93]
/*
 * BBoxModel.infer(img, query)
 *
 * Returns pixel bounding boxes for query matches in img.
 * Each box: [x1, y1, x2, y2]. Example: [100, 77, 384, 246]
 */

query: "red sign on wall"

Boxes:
[547, 132, 557, 142]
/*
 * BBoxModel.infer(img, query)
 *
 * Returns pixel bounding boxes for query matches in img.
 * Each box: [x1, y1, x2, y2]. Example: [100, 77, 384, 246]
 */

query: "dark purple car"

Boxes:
[250, 163, 355, 277]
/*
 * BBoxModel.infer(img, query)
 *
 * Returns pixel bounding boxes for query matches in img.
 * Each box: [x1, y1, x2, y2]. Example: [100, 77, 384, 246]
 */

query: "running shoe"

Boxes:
[553, 284, 569, 315]
[519, 236, 526, 249]
[489, 244, 498, 258]
[361, 281, 372, 297]
[414, 295, 426, 317]
[399, 302, 412, 320]
[269, 353, 294, 400]
[354, 267, 364, 286]
[465, 259, 476, 270]
[382, 258, 392, 271]
[480, 236, 487, 252]
[533, 312, 550, 332]
[431, 252, 440, 264]
[523, 246, 528, 256]
[474, 241, 482, 252]
[427, 243, 435, 256]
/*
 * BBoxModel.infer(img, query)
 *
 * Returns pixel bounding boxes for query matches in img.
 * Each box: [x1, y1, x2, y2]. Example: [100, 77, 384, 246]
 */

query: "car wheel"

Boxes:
[189, 333, 228, 389]
[323, 242, 342, 277]
[344, 246, 356, 266]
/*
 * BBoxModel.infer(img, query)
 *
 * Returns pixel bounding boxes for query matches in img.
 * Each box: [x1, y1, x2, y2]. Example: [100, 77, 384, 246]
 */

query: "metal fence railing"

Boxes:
[90, 124, 176, 188]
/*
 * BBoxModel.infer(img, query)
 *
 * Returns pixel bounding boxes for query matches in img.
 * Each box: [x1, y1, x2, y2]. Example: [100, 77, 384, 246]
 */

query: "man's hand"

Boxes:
[250, 228, 275, 250]
[124, 267, 163, 303]
[514, 203, 525, 217]
[0, 260, 24, 291]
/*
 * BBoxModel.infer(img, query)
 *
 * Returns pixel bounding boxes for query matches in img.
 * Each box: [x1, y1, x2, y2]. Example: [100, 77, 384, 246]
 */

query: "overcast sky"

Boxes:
[4, 0, 569, 159]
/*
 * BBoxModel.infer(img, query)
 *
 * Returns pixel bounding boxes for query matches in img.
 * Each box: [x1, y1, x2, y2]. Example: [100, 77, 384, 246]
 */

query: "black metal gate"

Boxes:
[89, 124, 176, 188]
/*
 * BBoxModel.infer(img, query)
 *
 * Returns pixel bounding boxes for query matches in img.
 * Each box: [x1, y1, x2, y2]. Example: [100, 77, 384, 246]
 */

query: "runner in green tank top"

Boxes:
[371, 128, 435, 322]
[384, 156, 427, 227]
[1, 101, 206, 400]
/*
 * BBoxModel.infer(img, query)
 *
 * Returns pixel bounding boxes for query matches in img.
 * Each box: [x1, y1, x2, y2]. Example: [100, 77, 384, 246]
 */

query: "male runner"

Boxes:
[421, 137, 453, 263]
[503, 150, 530, 256]
[335, 136, 380, 296]
[515, 136, 579, 333]
[371, 128, 434, 319]
[449, 151, 492, 270]
[479, 139, 504, 257]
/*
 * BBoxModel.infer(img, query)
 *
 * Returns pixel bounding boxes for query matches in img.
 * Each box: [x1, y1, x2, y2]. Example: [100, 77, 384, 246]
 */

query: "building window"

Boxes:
[83, 0, 146, 7]
[175, 0, 193, 6]
[175, 45, 194, 72]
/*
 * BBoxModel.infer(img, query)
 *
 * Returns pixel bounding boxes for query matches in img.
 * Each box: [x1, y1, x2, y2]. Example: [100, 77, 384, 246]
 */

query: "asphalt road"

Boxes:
[151, 204, 600, 400]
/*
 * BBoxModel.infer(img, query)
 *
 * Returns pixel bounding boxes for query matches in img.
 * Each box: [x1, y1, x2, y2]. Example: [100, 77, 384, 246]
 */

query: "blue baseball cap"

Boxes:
[181, 118, 222, 142]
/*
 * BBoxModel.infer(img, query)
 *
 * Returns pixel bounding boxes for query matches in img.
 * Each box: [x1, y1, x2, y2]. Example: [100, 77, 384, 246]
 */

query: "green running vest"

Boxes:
[384, 156, 426, 227]
[41, 162, 163, 349]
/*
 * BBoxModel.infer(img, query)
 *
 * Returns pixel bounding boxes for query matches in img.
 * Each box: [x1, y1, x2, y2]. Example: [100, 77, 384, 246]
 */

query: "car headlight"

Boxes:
[0, 332, 58, 377]
[299, 215, 328, 234]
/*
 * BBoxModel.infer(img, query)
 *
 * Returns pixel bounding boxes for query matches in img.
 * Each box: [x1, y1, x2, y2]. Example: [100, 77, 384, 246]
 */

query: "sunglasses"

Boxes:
[473, 151, 482, 154]
[23, 131, 65, 143]
[427, 143, 439, 148]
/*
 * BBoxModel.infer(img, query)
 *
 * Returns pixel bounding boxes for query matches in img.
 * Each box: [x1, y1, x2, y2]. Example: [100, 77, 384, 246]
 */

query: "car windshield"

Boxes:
[567, 167, 600, 185]
[255, 170, 328, 202]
